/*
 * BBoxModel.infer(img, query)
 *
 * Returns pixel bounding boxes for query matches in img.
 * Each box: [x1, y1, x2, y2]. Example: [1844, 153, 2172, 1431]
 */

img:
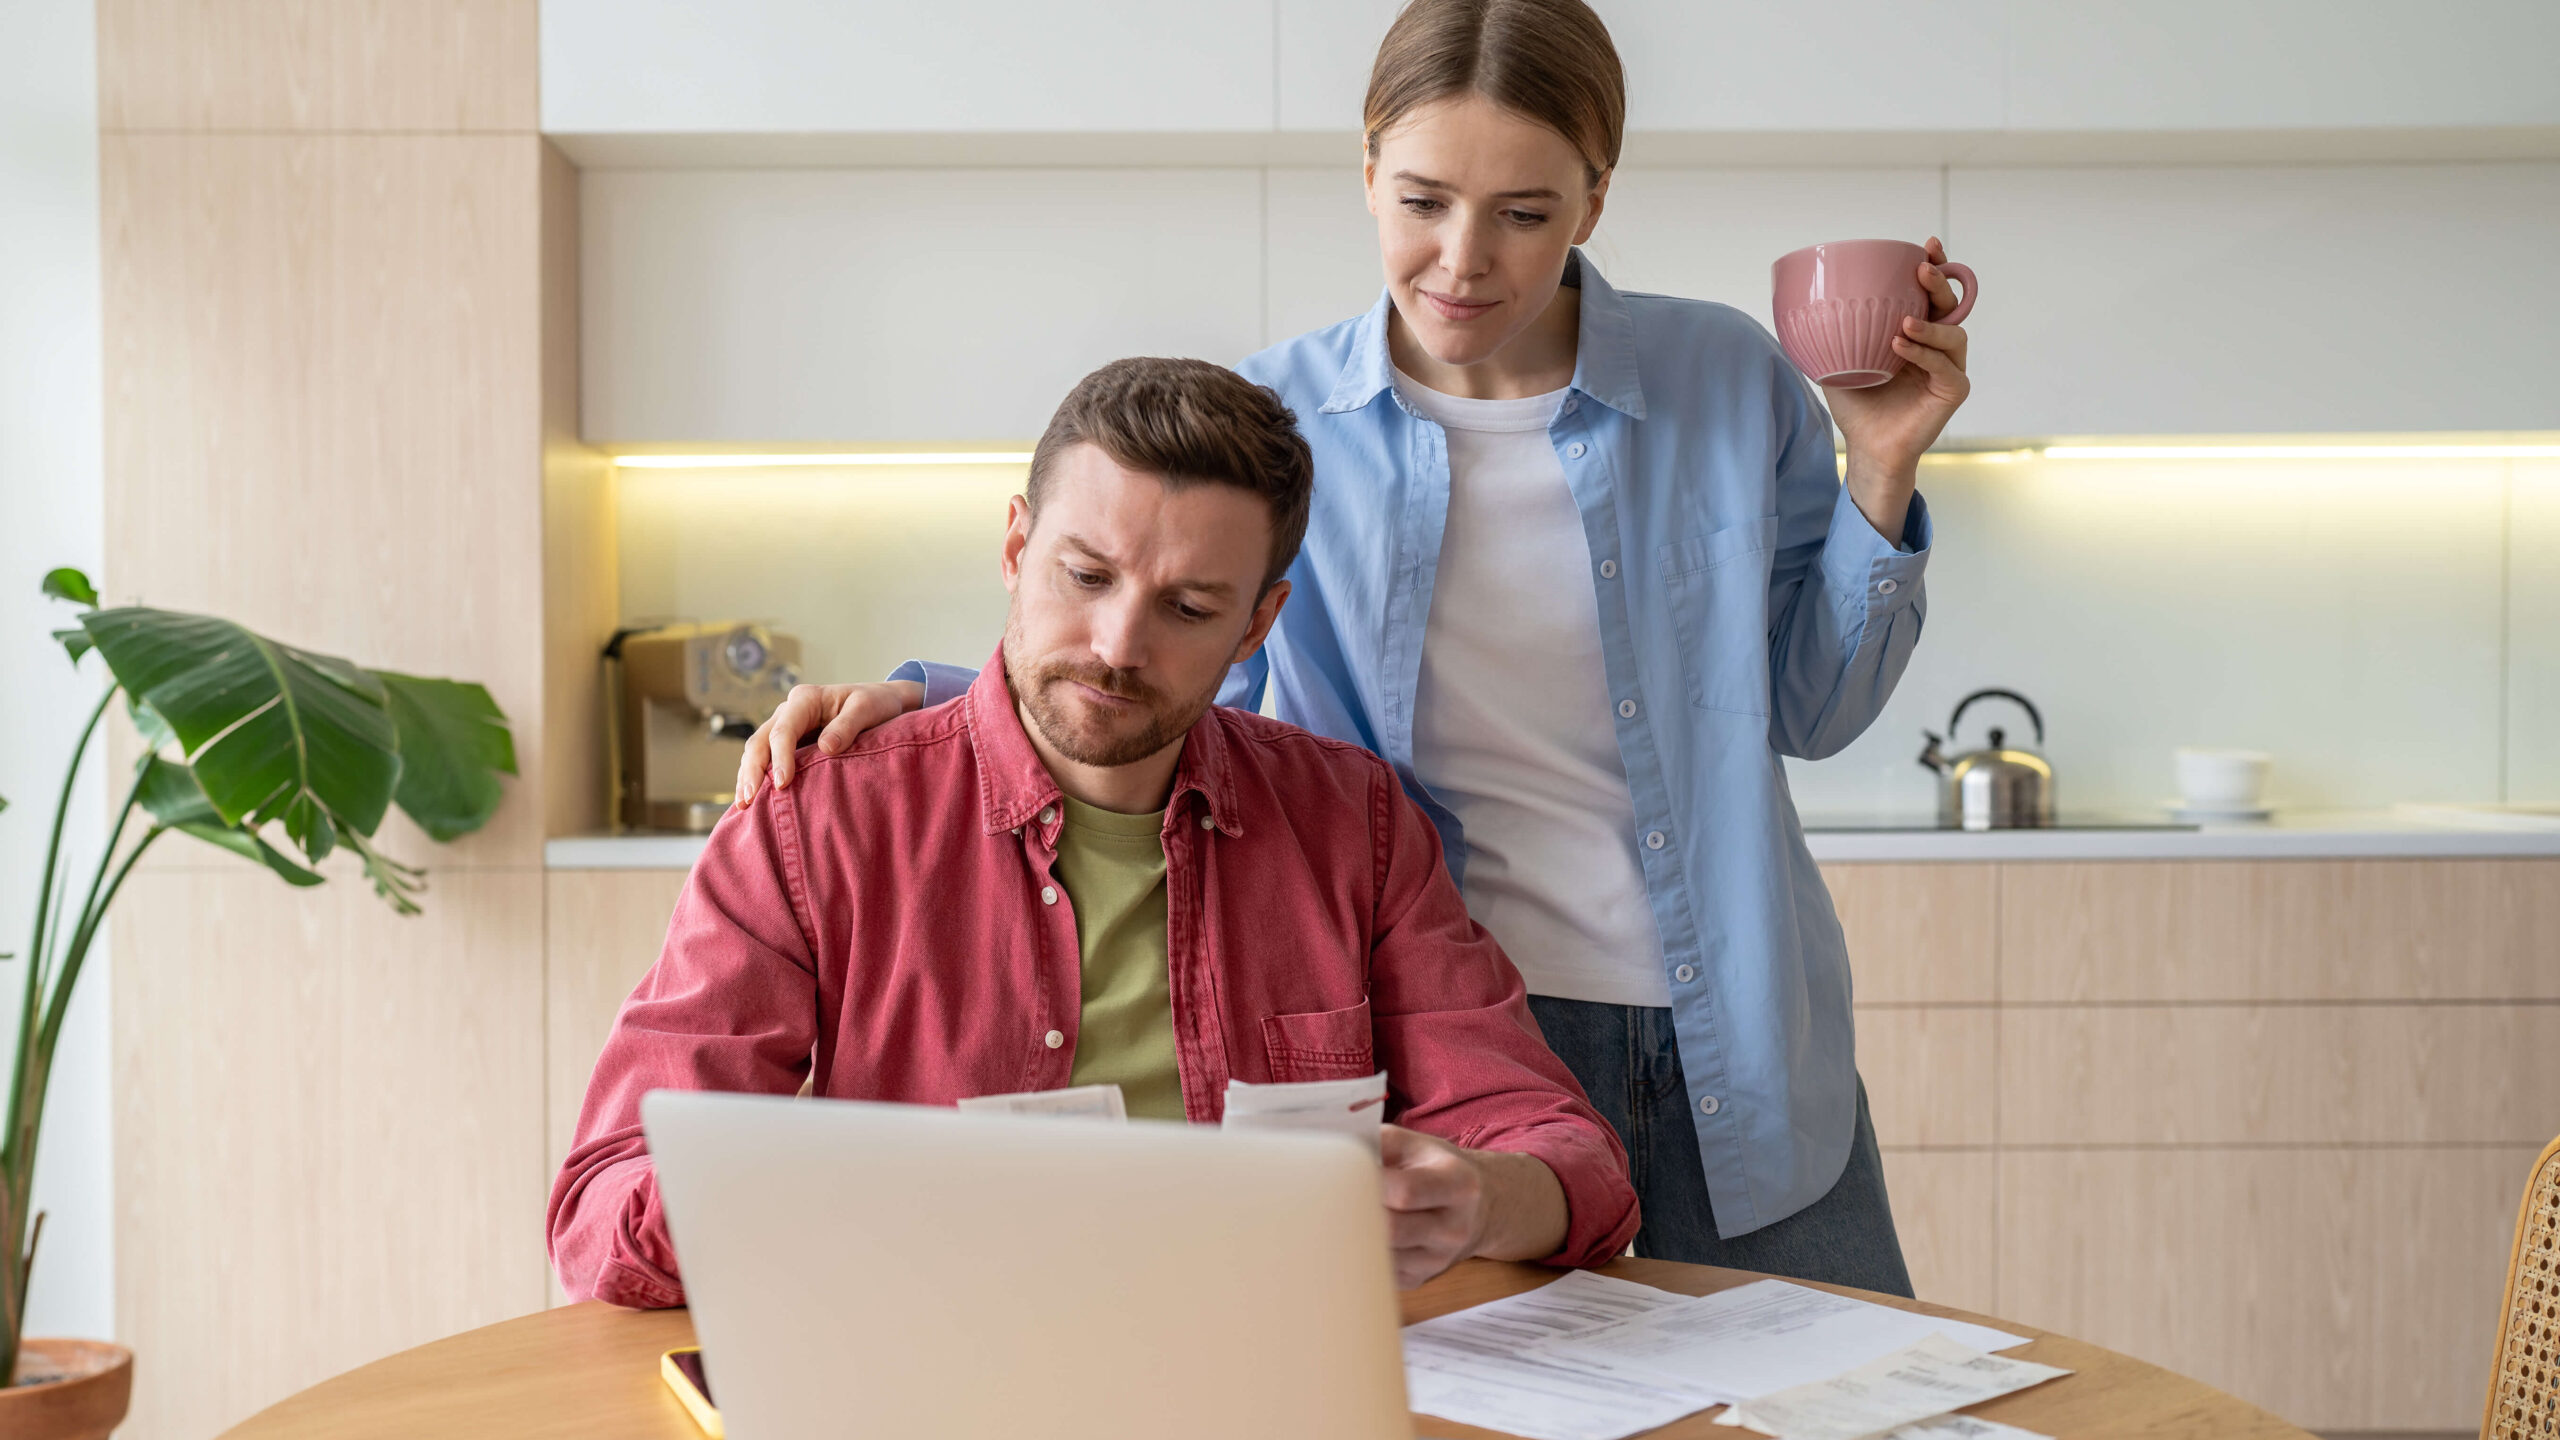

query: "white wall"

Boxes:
[0, 0, 113, 1343]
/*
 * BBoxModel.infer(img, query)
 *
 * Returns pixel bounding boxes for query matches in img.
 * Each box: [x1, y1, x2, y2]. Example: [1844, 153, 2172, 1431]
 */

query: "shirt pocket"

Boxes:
[1260, 999, 1376, 1083]
[1656, 514, 1781, 717]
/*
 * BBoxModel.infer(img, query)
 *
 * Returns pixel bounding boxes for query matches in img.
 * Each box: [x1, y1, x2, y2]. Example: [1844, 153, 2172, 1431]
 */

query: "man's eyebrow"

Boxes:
[1055, 534, 1239, 599]
[1391, 169, 1564, 202]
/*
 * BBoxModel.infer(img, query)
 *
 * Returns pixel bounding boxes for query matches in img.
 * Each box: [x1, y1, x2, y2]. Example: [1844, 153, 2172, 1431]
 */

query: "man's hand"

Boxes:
[732, 680, 925, 809]
[1379, 1125, 1569, 1290]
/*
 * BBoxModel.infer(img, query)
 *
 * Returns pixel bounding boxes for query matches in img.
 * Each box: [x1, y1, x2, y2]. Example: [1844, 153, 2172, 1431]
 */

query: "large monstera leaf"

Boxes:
[76, 606, 516, 910]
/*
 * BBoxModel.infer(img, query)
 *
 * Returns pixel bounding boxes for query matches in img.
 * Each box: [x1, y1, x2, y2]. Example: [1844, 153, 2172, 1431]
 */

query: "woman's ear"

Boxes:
[1573, 167, 1613, 245]
[1361, 143, 1381, 217]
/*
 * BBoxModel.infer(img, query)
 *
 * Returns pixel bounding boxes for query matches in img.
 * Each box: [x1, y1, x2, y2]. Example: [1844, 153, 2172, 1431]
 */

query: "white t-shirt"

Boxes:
[1395, 368, 1673, 1008]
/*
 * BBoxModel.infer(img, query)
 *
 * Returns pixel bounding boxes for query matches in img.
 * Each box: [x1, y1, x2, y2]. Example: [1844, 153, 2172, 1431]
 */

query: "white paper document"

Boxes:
[1713, 1333, 2069, 1440]
[1541, 1280, 2031, 1404]
[1883, 1415, 2049, 1440]
[955, 1083, 1127, 1120]
[1401, 1271, 1722, 1440]
[1220, 1071, 1387, 1153]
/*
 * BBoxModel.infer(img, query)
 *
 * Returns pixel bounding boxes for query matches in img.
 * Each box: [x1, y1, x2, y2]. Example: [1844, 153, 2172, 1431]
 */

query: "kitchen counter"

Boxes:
[544, 808, 2560, 869]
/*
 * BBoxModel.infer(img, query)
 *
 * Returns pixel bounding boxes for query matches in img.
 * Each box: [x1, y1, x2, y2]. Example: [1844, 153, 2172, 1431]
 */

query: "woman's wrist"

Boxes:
[1840, 446, 1918, 545]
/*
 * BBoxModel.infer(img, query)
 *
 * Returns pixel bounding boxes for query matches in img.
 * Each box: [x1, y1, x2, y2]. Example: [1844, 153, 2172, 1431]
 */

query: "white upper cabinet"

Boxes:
[542, 0, 1276, 135]
[1610, 2, 2006, 134]
[2005, 1, 2560, 131]
[581, 168, 1268, 442]
[1590, 168, 1946, 324]
[1276, 0, 1402, 131]
[1947, 162, 2560, 438]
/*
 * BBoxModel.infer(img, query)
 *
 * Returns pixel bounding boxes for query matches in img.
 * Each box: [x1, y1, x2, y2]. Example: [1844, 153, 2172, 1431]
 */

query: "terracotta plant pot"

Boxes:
[3, 1339, 134, 1440]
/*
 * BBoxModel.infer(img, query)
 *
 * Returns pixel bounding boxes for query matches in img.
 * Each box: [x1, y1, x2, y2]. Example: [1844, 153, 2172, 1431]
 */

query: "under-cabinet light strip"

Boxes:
[613, 452, 1036, 469]
[2038, 443, 2560, 460]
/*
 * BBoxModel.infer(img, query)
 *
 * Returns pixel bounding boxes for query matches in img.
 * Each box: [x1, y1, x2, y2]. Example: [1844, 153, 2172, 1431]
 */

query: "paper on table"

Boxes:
[1542, 1279, 2030, 1403]
[1402, 1271, 1723, 1440]
[1882, 1415, 2050, 1440]
[1221, 1071, 1387, 1153]
[1712, 1333, 2069, 1440]
[955, 1083, 1127, 1120]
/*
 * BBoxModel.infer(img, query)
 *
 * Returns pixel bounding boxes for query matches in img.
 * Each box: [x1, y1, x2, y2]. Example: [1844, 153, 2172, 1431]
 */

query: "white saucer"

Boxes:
[2164, 798, 2275, 824]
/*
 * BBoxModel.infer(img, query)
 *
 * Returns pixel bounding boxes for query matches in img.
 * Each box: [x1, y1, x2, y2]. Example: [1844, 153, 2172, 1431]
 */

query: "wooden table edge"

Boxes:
[217, 1258, 2315, 1439]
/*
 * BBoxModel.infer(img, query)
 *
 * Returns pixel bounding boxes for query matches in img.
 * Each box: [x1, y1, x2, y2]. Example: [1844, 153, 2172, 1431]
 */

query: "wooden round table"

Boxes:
[217, 1257, 2313, 1438]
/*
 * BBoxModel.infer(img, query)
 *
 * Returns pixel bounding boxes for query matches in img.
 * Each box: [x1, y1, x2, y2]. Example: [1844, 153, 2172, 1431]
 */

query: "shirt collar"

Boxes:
[962, 646, 1244, 840]
[1319, 248, 1646, 420]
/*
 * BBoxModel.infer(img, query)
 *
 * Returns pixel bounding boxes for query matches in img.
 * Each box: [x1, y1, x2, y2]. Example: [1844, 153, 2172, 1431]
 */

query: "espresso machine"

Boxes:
[605, 622, 803, 833]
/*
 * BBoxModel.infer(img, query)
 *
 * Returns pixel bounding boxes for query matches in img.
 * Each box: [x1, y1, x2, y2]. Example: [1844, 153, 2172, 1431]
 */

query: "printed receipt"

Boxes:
[1541, 1279, 2030, 1401]
[1402, 1271, 1723, 1440]
[1713, 1333, 2069, 1440]
[955, 1083, 1128, 1120]
[1220, 1071, 1388, 1154]
[1402, 1275, 2048, 1440]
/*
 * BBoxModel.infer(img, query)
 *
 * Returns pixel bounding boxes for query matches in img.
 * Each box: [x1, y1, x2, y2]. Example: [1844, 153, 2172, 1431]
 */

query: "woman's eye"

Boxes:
[1505, 209, 1549, 227]
[1398, 195, 1444, 215]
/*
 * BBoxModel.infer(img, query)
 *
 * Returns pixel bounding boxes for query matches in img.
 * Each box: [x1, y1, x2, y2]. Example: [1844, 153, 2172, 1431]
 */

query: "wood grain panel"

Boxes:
[112, 867, 548, 1440]
[539, 140, 615, 838]
[1820, 862, 1998, 1004]
[2001, 1004, 2560, 1146]
[1855, 1007, 1996, 1148]
[98, 0, 536, 133]
[544, 870, 687, 1173]
[1877, 1149, 1998, 1318]
[1999, 860, 2560, 1002]
[101, 133, 548, 869]
[1997, 1146, 2530, 1431]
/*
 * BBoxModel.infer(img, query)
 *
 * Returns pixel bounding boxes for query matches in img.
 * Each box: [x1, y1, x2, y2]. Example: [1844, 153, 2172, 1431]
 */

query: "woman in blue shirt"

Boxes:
[735, 0, 1969, 1296]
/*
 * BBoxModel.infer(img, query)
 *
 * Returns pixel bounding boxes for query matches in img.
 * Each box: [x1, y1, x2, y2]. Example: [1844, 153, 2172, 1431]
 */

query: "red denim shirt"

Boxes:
[549, 651, 1640, 1307]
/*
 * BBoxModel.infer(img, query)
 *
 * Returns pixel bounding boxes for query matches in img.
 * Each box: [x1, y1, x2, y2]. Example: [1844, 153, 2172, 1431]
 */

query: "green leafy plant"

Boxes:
[2, 567, 515, 1385]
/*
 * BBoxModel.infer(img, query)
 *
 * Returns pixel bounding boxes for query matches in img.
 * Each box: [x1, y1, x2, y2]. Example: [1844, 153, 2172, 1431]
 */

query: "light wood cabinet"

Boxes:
[1832, 856, 2560, 1432]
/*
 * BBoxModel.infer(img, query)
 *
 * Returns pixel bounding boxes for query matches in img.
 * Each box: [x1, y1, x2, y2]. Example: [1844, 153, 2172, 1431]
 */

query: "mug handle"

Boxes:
[1933, 260, 1978, 327]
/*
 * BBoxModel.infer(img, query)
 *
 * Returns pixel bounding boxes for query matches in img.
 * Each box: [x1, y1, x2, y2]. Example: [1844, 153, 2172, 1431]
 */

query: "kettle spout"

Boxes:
[1918, 731, 1950, 774]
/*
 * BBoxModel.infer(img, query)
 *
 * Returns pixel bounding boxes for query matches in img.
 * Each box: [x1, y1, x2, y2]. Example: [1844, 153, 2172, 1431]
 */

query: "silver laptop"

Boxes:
[643, 1090, 1412, 1440]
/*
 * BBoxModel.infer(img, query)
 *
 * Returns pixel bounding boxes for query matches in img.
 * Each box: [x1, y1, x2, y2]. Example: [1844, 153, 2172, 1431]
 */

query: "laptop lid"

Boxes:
[643, 1090, 1412, 1440]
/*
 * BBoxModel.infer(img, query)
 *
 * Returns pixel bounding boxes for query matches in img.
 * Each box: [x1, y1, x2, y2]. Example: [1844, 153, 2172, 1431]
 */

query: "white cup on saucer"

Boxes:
[2174, 748, 2271, 817]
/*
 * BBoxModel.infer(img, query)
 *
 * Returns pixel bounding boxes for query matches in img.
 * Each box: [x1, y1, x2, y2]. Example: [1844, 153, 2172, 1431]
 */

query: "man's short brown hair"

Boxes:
[1025, 357, 1314, 595]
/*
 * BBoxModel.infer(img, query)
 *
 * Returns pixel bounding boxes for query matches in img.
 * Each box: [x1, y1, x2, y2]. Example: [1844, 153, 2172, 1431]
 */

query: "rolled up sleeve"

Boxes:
[1362, 761, 1641, 1268]
[1765, 373, 1933, 759]
[546, 794, 823, 1307]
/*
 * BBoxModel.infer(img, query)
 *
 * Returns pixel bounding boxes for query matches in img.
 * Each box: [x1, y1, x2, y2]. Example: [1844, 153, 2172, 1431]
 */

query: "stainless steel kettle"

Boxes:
[1918, 688, 2055, 830]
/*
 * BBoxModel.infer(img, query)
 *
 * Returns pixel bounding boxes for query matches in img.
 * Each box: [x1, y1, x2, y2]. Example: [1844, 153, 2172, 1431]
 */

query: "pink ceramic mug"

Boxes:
[1771, 239, 1977, 389]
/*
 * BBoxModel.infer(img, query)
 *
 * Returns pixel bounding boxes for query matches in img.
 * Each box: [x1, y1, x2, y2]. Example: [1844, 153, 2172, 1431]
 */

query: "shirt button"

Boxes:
[1878, 578, 1899, 595]
[1599, 559, 1617, 579]
[1646, 830, 1667, 850]
[1199, 813, 1215, 829]
[1618, 698, 1638, 719]
[1568, 442, 1588, 458]
[1044, 1030, 1064, 1049]
[1675, 964, 1697, 983]
[1038, 806, 1056, 824]
[1564, 397, 1578, 413]
[1040, 885, 1058, 905]
[1698, 1094, 1722, 1116]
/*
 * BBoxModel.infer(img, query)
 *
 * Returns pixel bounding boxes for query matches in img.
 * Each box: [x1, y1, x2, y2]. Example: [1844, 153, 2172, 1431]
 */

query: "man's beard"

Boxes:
[1002, 617, 1223, 770]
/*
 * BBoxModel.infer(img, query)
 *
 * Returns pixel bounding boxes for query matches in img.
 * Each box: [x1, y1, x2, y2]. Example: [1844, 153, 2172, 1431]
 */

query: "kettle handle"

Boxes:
[1948, 688, 2044, 746]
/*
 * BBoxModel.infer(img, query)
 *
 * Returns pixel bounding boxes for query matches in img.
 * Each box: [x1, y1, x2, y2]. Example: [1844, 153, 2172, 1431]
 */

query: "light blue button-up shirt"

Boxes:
[908, 251, 1932, 1235]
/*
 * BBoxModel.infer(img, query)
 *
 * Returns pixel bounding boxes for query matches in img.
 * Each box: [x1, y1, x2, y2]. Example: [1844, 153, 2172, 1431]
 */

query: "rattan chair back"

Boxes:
[2486, 1133, 2560, 1438]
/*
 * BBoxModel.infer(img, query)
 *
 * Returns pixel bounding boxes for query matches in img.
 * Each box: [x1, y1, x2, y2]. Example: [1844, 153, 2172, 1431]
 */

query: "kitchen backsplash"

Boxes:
[616, 452, 2559, 818]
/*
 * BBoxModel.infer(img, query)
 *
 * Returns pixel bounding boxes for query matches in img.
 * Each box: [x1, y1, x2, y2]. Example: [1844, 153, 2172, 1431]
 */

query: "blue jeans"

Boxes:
[1527, 995, 1914, 1298]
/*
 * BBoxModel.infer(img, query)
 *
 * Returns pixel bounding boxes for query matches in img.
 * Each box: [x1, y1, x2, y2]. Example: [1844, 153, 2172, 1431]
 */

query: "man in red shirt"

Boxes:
[550, 358, 1638, 1309]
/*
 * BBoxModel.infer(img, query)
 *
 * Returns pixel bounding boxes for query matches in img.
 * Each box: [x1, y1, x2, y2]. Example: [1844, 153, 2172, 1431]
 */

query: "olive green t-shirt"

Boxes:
[1053, 795, 1184, 1120]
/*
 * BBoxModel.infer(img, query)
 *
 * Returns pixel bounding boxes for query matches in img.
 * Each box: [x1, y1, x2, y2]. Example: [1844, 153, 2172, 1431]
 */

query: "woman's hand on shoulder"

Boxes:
[1823, 235, 1972, 479]
[732, 680, 925, 810]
